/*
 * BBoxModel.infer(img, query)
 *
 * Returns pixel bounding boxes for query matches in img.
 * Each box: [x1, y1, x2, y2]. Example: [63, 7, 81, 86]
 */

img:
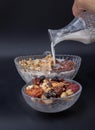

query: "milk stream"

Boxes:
[51, 42, 56, 65]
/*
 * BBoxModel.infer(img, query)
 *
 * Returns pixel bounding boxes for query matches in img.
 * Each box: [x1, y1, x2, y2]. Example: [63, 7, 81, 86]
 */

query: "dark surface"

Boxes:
[0, 0, 95, 130]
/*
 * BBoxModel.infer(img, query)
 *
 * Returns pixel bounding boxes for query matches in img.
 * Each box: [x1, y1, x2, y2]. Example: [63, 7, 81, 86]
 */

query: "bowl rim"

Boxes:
[21, 78, 82, 100]
[14, 54, 82, 66]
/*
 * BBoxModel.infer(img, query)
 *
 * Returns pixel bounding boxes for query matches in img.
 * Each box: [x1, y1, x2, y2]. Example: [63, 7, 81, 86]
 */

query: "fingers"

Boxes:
[72, 2, 79, 16]
[72, 0, 85, 17]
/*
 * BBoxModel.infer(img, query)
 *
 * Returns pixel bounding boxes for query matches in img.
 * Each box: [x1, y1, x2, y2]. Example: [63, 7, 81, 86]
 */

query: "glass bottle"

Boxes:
[48, 12, 95, 47]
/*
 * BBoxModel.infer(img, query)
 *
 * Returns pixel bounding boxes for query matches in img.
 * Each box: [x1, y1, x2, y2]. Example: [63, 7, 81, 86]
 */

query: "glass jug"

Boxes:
[48, 12, 95, 47]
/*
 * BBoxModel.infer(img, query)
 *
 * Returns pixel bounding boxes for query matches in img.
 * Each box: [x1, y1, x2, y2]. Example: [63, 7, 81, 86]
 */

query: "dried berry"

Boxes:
[53, 86, 63, 96]
[25, 88, 43, 97]
[51, 76, 64, 82]
[47, 82, 52, 87]
[44, 92, 51, 98]
[44, 89, 57, 98]
[51, 76, 60, 82]
[33, 77, 41, 85]
[67, 84, 79, 93]
[39, 76, 45, 82]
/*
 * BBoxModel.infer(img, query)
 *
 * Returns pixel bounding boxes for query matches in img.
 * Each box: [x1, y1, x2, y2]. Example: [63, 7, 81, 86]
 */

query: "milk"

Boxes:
[51, 42, 56, 65]
[54, 29, 92, 45]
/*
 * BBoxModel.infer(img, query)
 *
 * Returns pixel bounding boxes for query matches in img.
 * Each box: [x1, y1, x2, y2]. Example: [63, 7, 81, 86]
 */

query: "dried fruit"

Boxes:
[39, 76, 45, 82]
[51, 77, 64, 82]
[51, 81, 64, 88]
[67, 84, 79, 93]
[33, 77, 41, 85]
[53, 86, 63, 96]
[25, 76, 80, 103]
[44, 89, 57, 98]
[25, 88, 43, 97]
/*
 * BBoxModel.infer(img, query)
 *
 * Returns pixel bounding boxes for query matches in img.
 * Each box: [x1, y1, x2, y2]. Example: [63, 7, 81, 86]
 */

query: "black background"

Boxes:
[0, 0, 95, 130]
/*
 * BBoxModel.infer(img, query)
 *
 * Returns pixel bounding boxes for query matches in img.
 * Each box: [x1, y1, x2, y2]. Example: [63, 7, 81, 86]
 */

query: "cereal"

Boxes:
[19, 54, 54, 72]
[19, 54, 75, 74]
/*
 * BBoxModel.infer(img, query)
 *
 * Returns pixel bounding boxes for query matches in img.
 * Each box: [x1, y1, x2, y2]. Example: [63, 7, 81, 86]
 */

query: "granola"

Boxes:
[19, 54, 75, 74]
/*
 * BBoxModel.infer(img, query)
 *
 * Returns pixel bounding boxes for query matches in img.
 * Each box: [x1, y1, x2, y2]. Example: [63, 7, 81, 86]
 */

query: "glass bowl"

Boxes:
[14, 54, 81, 83]
[21, 79, 82, 113]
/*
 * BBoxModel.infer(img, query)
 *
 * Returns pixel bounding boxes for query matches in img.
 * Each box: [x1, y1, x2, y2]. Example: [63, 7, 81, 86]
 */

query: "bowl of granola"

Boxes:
[21, 76, 82, 113]
[14, 54, 81, 83]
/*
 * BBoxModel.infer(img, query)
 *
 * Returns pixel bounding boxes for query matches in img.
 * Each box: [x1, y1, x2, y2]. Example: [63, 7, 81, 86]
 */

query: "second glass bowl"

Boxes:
[21, 78, 82, 113]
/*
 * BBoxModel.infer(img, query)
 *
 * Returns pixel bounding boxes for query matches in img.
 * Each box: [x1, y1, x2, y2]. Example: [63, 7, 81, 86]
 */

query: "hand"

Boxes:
[72, 0, 95, 17]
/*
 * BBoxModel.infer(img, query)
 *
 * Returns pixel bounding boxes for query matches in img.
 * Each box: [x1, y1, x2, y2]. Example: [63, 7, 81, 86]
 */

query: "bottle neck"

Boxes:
[49, 17, 87, 46]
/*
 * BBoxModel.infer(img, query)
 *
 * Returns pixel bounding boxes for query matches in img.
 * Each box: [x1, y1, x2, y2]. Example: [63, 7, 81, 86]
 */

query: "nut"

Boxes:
[41, 95, 53, 104]
[61, 92, 67, 98]
[44, 87, 51, 93]
[26, 85, 34, 90]
[66, 89, 73, 96]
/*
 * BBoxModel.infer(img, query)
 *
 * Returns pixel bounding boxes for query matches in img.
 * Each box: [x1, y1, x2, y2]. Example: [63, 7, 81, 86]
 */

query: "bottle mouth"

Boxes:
[48, 16, 87, 45]
[48, 29, 64, 45]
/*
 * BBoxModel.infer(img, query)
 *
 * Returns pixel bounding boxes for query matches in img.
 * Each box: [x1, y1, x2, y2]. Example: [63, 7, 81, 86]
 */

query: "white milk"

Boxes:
[51, 42, 56, 65]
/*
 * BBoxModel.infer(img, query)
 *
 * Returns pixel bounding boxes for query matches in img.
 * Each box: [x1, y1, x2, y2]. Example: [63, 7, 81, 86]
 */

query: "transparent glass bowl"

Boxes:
[21, 79, 82, 113]
[14, 54, 81, 83]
